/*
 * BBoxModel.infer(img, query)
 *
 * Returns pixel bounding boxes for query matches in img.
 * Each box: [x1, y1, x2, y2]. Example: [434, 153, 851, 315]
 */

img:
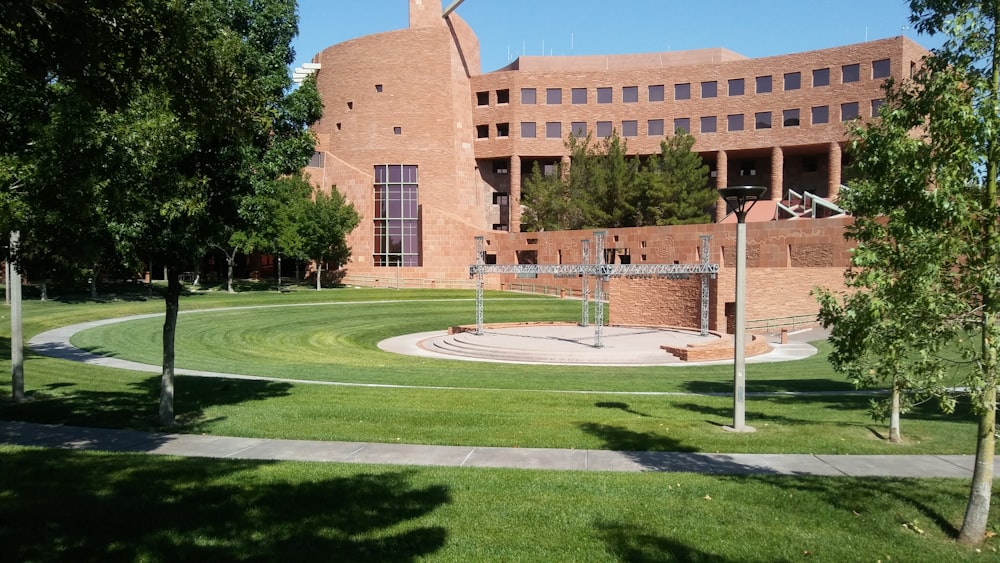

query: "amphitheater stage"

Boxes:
[378, 324, 823, 367]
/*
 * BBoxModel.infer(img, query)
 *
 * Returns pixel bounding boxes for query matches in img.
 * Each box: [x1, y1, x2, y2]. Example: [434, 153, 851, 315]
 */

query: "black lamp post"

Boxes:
[719, 185, 767, 433]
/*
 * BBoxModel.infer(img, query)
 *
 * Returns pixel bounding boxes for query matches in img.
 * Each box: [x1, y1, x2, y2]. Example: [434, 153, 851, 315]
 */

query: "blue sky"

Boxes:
[291, 0, 944, 74]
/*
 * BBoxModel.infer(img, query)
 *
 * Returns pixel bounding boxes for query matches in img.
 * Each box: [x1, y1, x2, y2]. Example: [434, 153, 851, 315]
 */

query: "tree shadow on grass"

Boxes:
[595, 401, 651, 417]
[580, 422, 698, 453]
[0, 448, 450, 561]
[680, 378, 856, 395]
[597, 522, 746, 563]
[0, 365, 293, 431]
[729, 474, 965, 540]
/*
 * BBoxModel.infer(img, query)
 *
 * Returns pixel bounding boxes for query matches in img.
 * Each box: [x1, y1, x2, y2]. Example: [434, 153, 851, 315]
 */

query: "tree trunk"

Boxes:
[226, 256, 235, 294]
[89, 266, 98, 299]
[9, 231, 23, 401]
[958, 384, 996, 544]
[315, 262, 322, 291]
[159, 269, 182, 427]
[888, 383, 902, 443]
[961, 11, 1000, 543]
[39, 280, 48, 301]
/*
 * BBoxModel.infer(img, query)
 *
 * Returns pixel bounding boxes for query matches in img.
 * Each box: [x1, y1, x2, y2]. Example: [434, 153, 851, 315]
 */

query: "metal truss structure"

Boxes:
[470, 232, 718, 347]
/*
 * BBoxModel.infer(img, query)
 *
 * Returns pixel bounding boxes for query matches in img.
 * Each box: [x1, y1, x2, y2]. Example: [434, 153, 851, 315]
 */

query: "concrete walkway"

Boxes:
[10, 312, 995, 478]
[1, 420, 993, 477]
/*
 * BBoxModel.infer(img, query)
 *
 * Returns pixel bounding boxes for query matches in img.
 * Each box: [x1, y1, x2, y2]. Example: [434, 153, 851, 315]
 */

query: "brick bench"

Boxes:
[661, 333, 772, 362]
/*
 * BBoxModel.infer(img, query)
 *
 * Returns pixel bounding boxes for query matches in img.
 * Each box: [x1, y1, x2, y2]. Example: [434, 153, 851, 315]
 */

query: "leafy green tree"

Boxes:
[521, 161, 576, 231]
[0, 1, 317, 424]
[818, 0, 999, 544]
[299, 184, 360, 290]
[520, 130, 712, 231]
[633, 132, 713, 226]
[589, 131, 638, 228]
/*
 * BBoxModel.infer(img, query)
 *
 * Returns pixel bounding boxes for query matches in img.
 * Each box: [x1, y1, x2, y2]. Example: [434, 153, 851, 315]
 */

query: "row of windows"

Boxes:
[476, 60, 891, 107]
[475, 100, 884, 140]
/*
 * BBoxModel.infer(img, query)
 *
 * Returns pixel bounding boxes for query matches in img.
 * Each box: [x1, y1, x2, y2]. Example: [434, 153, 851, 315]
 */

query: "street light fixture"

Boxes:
[719, 185, 767, 433]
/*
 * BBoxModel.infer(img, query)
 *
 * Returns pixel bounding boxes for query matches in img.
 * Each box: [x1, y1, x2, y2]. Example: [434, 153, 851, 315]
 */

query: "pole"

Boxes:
[10, 231, 23, 401]
[474, 236, 485, 335]
[732, 220, 748, 430]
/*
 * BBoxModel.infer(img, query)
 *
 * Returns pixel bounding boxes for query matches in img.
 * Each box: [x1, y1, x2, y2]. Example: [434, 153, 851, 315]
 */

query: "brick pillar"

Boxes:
[715, 150, 728, 221]
[509, 155, 521, 232]
[770, 146, 784, 201]
[828, 142, 842, 201]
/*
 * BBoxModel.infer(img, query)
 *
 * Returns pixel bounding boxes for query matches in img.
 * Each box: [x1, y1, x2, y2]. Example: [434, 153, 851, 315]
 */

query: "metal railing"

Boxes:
[340, 274, 477, 290]
[745, 313, 819, 333]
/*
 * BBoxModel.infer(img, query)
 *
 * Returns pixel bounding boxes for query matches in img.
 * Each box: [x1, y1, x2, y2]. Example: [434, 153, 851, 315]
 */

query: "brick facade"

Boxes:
[300, 1, 910, 326]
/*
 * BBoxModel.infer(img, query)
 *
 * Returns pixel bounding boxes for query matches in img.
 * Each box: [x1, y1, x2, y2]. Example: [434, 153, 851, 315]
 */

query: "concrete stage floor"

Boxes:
[378, 324, 824, 367]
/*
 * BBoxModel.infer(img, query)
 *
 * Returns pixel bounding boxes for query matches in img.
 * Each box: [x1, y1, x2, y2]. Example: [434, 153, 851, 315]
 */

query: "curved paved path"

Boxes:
[8, 308, 995, 476]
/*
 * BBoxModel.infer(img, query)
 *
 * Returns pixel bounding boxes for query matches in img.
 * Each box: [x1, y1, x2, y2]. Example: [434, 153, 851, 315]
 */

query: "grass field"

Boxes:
[0, 285, 996, 560]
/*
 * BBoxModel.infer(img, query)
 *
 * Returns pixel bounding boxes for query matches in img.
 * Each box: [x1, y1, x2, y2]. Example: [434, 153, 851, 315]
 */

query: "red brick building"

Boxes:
[301, 0, 926, 329]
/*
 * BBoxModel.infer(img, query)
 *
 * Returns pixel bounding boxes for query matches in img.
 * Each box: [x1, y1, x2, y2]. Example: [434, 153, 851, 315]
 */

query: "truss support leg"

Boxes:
[580, 239, 590, 326]
[475, 236, 485, 335]
[593, 231, 606, 348]
[700, 235, 712, 336]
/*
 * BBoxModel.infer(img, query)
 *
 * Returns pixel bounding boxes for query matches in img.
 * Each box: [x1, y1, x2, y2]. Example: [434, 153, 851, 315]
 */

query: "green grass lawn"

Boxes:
[1, 444, 995, 561]
[0, 285, 996, 560]
[2, 286, 978, 455]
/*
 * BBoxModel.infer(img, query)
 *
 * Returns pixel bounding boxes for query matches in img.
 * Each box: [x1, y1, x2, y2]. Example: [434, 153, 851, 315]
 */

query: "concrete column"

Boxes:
[715, 150, 728, 221]
[770, 146, 784, 201]
[509, 155, 521, 232]
[828, 142, 842, 201]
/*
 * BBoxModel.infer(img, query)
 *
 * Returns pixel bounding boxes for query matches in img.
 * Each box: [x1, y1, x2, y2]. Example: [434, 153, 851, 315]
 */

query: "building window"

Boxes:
[546, 88, 562, 104]
[622, 120, 638, 137]
[571, 121, 587, 136]
[812, 105, 829, 124]
[375, 84, 383, 93]
[648, 84, 665, 102]
[308, 151, 325, 168]
[872, 98, 885, 116]
[546, 121, 562, 138]
[496, 89, 509, 104]
[596, 121, 613, 137]
[842, 63, 860, 83]
[673, 117, 690, 134]
[739, 161, 756, 177]
[701, 81, 717, 98]
[727, 114, 744, 131]
[756, 75, 772, 94]
[597, 87, 612, 103]
[521, 88, 536, 104]
[784, 72, 801, 90]
[647, 118, 664, 136]
[813, 68, 830, 87]
[475, 124, 488, 139]
[674, 83, 691, 100]
[728, 78, 744, 96]
[755, 111, 772, 129]
[841, 102, 859, 121]
[571, 87, 587, 104]
[496, 123, 509, 137]
[700, 116, 717, 134]
[520, 121, 536, 138]
[393, 126, 401, 135]
[783, 108, 800, 127]
[373, 164, 420, 267]
[622, 86, 638, 103]
[476, 91, 489, 106]
[872, 58, 891, 79]
[493, 160, 508, 174]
